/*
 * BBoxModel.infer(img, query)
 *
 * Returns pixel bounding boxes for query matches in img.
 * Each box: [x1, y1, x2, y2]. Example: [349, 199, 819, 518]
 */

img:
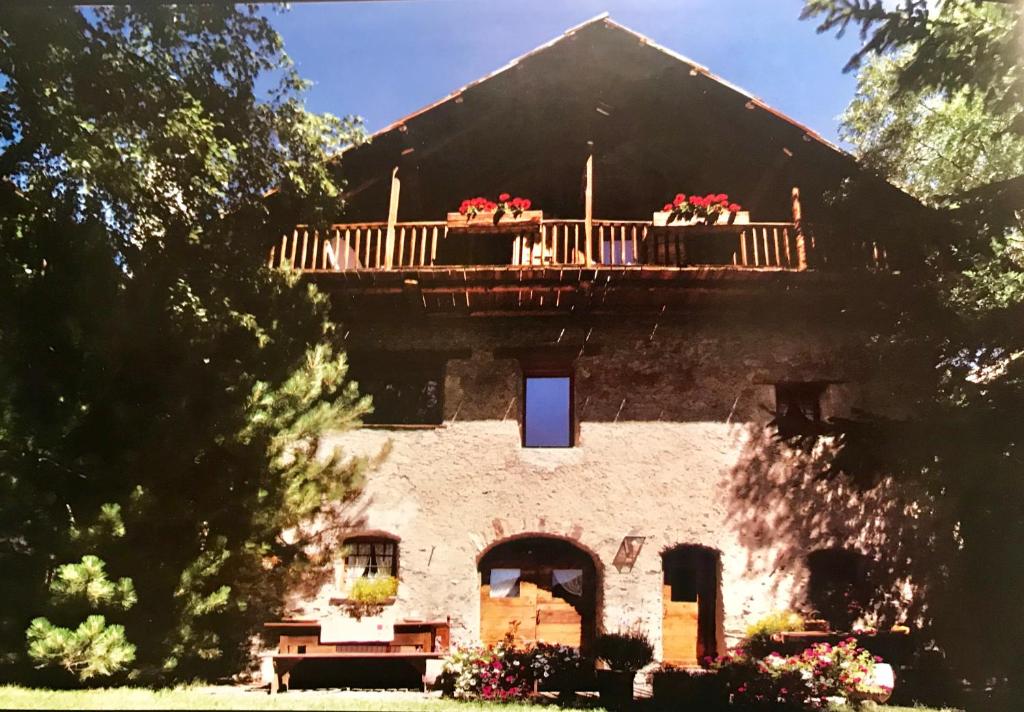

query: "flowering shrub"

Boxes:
[440, 639, 532, 701]
[703, 637, 891, 710]
[660, 192, 743, 225]
[440, 637, 585, 701]
[529, 641, 585, 688]
[458, 193, 533, 220]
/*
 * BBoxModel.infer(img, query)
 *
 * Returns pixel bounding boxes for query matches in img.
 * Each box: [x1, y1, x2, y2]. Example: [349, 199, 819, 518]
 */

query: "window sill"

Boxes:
[328, 596, 397, 607]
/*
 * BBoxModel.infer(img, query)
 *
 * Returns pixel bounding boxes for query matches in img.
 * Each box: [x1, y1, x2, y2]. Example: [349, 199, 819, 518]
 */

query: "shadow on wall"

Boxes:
[286, 497, 374, 607]
[723, 422, 969, 707]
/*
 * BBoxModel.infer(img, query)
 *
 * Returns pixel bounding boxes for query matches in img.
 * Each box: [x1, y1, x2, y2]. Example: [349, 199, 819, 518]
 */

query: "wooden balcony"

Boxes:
[268, 219, 891, 274]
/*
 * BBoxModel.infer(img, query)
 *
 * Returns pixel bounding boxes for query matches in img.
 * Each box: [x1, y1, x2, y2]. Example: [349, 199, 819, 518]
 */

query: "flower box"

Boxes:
[446, 210, 543, 233]
[652, 210, 749, 227]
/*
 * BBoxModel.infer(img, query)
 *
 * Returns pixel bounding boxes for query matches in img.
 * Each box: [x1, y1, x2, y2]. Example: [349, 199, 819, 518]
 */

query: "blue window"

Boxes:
[523, 375, 573, 447]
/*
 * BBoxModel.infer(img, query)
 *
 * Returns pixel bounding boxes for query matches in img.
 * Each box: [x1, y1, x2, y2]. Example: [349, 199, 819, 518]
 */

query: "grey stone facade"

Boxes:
[286, 308, 920, 658]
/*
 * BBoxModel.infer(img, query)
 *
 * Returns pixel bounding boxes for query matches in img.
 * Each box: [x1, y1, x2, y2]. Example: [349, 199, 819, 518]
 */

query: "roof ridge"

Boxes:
[600, 17, 847, 157]
[338, 14, 850, 161]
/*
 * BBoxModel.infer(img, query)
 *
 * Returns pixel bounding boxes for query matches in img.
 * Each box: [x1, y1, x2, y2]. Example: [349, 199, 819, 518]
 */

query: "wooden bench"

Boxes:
[263, 619, 450, 693]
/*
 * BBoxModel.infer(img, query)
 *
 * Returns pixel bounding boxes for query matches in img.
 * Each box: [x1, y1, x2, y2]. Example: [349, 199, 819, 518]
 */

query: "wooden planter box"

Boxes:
[446, 210, 543, 233]
[652, 210, 749, 227]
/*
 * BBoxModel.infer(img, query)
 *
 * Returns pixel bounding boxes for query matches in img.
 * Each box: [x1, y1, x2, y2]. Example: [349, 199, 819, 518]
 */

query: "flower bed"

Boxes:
[438, 638, 585, 702]
[698, 637, 893, 710]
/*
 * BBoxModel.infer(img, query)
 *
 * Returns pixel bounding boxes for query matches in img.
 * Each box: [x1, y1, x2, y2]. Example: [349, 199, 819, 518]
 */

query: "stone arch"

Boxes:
[477, 534, 601, 653]
[660, 543, 723, 665]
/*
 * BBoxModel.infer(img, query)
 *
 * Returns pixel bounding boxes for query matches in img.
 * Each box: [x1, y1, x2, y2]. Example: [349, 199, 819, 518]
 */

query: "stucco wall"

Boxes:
[285, 311, 922, 657]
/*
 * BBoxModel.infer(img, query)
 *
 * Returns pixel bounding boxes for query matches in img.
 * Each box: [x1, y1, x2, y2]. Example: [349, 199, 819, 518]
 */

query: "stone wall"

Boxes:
[285, 309, 925, 657]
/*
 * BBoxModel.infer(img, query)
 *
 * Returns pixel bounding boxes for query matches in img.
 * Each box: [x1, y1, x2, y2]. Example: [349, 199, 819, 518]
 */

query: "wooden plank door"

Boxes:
[480, 577, 537, 646]
[535, 582, 583, 647]
[662, 581, 700, 666]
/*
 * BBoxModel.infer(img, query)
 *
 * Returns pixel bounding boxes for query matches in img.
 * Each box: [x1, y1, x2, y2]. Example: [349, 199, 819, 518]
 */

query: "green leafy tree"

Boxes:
[0, 6, 369, 682]
[802, 0, 1023, 133]
[841, 51, 1024, 200]
[787, 2, 1024, 706]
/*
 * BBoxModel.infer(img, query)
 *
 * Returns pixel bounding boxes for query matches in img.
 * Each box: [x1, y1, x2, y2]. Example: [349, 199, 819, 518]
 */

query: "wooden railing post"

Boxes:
[384, 166, 400, 269]
[584, 149, 594, 266]
[792, 186, 807, 271]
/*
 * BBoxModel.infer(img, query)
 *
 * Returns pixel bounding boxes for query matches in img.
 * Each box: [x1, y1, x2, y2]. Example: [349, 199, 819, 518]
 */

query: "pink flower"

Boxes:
[498, 192, 511, 201]
[673, 193, 686, 205]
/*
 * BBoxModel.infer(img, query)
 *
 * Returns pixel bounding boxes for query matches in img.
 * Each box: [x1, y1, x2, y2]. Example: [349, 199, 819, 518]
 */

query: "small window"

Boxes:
[523, 375, 573, 447]
[807, 549, 873, 630]
[489, 568, 521, 598]
[775, 382, 826, 422]
[552, 569, 584, 599]
[343, 537, 397, 586]
[350, 354, 444, 425]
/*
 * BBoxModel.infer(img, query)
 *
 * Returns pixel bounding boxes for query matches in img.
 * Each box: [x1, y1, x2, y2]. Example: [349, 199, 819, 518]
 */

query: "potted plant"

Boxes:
[446, 193, 542, 231]
[344, 574, 398, 619]
[594, 631, 653, 708]
[653, 193, 749, 226]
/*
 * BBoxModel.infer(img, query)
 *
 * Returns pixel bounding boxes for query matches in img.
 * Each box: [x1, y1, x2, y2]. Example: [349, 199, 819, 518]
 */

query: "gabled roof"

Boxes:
[341, 14, 848, 161]
[327, 13, 926, 225]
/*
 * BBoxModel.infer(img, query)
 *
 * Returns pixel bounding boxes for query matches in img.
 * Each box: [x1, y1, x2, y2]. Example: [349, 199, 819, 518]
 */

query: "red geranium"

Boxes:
[457, 193, 533, 220]
[659, 191, 743, 226]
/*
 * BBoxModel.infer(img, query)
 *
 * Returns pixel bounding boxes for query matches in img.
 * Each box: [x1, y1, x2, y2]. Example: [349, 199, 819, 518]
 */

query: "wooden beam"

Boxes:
[584, 150, 594, 266]
[792, 186, 807, 271]
[384, 166, 400, 269]
[402, 278, 425, 314]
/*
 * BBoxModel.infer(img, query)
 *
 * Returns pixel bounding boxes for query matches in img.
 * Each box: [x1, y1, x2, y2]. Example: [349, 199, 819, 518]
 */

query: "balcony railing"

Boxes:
[268, 219, 890, 273]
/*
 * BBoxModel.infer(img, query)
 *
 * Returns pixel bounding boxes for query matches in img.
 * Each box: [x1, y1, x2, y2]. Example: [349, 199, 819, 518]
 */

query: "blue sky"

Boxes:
[267, 0, 866, 146]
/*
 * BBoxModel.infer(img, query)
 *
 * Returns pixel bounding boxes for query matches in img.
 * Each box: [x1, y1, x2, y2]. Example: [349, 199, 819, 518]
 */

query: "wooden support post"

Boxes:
[385, 166, 401, 269]
[792, 186, 807, 271]
[584, 150, 594, 266]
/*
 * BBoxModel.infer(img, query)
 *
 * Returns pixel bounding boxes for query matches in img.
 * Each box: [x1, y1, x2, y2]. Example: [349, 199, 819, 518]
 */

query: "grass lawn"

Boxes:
[0, 686, 962, 711]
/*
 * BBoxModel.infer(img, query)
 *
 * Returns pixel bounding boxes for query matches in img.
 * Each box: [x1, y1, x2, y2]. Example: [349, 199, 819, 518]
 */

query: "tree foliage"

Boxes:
[26, 616, 136, 683]
[0, 6, 369, 682]
[802, 0, 1023, 133]
[841, 51, 1024, 200]
[795, 1, 1024, 706]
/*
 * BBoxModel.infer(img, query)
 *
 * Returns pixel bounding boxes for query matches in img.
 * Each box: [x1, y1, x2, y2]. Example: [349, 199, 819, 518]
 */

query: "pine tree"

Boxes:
[0, 6, 369, 681]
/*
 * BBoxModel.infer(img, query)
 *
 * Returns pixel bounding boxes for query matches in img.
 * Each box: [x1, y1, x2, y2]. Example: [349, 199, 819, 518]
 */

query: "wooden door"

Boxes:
[662, 580, 700, 665]
[662, 548, 717, 666]
[536, 576, 583, 646]
[479, 539, 594, 651]
[481, 576, 538, 645]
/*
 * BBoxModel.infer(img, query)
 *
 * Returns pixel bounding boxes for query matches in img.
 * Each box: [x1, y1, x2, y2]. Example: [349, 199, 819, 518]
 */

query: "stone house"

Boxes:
[267, 15, 926, 671]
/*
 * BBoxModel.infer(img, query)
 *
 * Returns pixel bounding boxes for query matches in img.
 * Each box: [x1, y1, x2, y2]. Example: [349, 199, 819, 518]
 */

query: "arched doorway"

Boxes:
[478, 537, 598, 652]
[662, 545, 719, 666]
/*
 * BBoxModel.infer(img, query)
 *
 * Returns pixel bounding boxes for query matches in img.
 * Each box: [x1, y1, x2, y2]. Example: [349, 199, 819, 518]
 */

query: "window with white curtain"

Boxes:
[343, 537, 397, 585]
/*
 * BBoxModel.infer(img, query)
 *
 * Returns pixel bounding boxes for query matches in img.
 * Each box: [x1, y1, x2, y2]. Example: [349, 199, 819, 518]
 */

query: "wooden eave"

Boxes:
[311, 266, 900, 318]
